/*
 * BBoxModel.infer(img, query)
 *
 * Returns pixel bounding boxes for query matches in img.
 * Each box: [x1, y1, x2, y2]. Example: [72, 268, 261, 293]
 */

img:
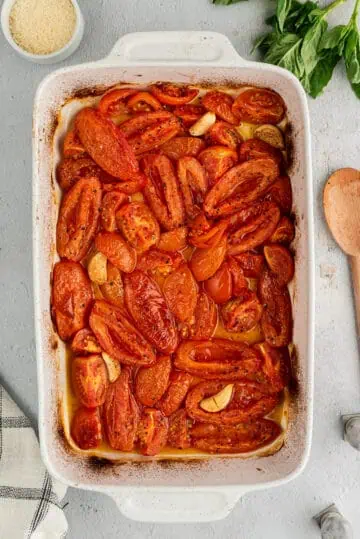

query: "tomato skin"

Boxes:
[120, 111, 181, 154]
[269, 216, 295, 244]
[98, 88, 136, 117]
[188, 215, 228, 249]
[161, 137, 205, 160]
[71, 407, 102, 450]
[124, 270, 179, 354]
[102, 174, 147, 195]
[95, 231, 137, 273]
[103, 366, 140, 451]
[221, 290, 263, 333]
[116, 202, 160, 254]
[167, 409, 191, 449]
[75, 107, 139, 179]
[177, 157, 208, 219]
[158, 371, 193, 416]
[190, 235, 227, 281]
[190, 419, 281, 453]
[206, 121, 242, 149]
[71, 328, 101, 354]
[163, 264, 198, 322]
[233, 252, 264, 278]
[175, 339, 262, 380]
[136, 249, 184, 277]
[150, 84, 198, 105]
[259, 270, 292, 347]
[227, 256, 248, 294]
[135, 356, 172, 407]
[63, 129, 86, 159]
[57, 157, 100, 191]
[72, 355, 108, 408]
[56, 177, 102, 262]
[204, 262, 232, 304]
[264, 244, 294, 285]
[255, 342, 291, 393]
[173, 104, 205, 126]
[137, 408, 169, 456]
[232, 88, 285, 125]
[238, 138, 283, 166]
[202, 91, 238, 125]
[127, 91, 162, 113]
[52, 261, 93, 341]
[142, 154, 185, 230]
[100, 262, 124, 306]
[158, 227, 188, 252]
[101, 191, 128, 232]
[204, 158, 279, 218]
[265, 176, 292, 214]
[191, 292, 218, 340]
[198, 145, 238, 186]
[89, 300, 156, 366]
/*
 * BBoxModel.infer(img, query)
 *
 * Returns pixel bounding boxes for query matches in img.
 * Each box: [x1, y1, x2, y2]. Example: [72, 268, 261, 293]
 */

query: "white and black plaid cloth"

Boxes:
[0, 385, 68, 538]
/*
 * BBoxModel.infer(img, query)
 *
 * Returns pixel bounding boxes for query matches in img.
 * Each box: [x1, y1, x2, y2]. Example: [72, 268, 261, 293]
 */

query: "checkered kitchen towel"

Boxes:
[0, 385, 68, 538]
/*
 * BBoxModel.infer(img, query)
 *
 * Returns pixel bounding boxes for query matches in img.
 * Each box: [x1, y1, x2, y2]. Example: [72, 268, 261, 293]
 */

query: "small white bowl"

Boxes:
[1, 0, 84, 64]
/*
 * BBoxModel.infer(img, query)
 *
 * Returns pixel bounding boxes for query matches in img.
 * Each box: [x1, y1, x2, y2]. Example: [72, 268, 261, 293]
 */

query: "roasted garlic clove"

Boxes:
[88, 252, 108, 284]
[102, 352, 121, 383]
[200, 384, 234, 412]
[189, 112, 216, 136]
[254, 124, 284, 149]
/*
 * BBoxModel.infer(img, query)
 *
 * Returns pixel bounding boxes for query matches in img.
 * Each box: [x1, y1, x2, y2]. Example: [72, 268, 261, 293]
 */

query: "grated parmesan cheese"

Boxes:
[9, 0, 76, 55]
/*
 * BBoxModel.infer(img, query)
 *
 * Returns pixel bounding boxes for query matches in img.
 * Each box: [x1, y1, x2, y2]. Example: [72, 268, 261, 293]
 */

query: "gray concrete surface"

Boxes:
[1, 0, 360, 537]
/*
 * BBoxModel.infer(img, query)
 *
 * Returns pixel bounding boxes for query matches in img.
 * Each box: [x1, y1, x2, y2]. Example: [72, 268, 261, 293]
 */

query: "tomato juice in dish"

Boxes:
[52, 83, 295, 459]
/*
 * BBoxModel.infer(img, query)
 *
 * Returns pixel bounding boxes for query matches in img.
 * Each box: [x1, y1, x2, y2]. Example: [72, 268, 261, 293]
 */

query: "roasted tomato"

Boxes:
[204, 158, 279, 218]
[190, 235, 227, 281]
[120, 111, 181, 154]
[177, 157, 208, 219]
[259, 270, 292, 347]
[103, 366, 140, 451]
[264, 244, 294, 285]
[135, 356, 172, 407]
[168, 409, 191, 449]
[71, 407, 102, 450]
[52, 261, 93, 341]
[173, 104, 205, 126]
[160, 136, 205, 160]
[163, 264, 198, 322]
[98, 88, 136, 118]
[137, 408, 169, 456]
[95, 231, 137, 272]
[158, 227, 188, 252]
[56, 177, 102, 261]
[100, 191, 128, 232]
[227, 256, 248, 294]
[175, 339, 261, 380]
[221, 290, 263, 333]
[142, 154, 185, 230]
[57, 157, 100, 191]
[255, 342, 291, 393]
[127, 91, 162, 113]
[227, 201, 280, 255]
[72, 355, 108, 408]
[89, 300, 156, 366]
[206, 121, 242, 149]
[204, 261, 232, 304]
[265, 176, 292, 214]
[202, 91, 238, 125]
[116, 202, 160, 254]
[191, 291, 218, 340]
[75, 107, 139, 179]
[124, 270, 178, 353]
[190, 419, 281, 453]
[102, 174, 147, 195]
[233, 252, 264, 278]
[188, 214, 228, 249]
[269, 216, 295, 244]
[63, 129, 86, 159]
[158, 371, 193, 416]
[100, 262, 124, 306]
[150, 83, 198, 105]
[232, 88, 286, 125]
[238, 138, 283, 166]
[71, 328, 101, 354]
[186, 381, 279, 424]
[136, 249, 184, 278]
[198, 145, 238, 186]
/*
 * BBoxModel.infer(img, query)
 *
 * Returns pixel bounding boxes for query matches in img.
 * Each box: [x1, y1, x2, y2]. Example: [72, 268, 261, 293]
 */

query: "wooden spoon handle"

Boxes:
[350, 256, 360, 337]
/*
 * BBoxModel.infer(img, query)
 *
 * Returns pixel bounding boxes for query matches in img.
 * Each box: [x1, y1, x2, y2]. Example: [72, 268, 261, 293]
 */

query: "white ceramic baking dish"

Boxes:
[33, 31, 315, 523]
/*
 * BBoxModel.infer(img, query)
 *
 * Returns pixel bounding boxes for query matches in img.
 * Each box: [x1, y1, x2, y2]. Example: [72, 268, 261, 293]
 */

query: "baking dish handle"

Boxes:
[103, 31, 247, 66]
[109, 487, 245, 522]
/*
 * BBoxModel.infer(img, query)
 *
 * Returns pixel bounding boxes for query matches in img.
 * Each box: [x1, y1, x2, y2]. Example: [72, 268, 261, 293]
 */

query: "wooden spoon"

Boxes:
[324, 168, 360, 335]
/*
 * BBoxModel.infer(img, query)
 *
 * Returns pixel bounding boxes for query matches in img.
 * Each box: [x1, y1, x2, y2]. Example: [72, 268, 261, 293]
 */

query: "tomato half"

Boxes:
[204, 262, 232, 304]
[158, 227, 188, 252]
[135, 356, 172, 406]
[71, 328, 101, 355]
[232, 88, 286, 125]
[102, 173, 147, 195]
[191, 292, 218, 340]
[190, 235, 227, 281]
[56, 177, 102, 262]
[120, 111, 181, 154]
[100, 191, 128, 232]
[136, 249, 184, 277]
[177, 157, 208, 219]
[75, 107, 139, 179]
[227, 256, 248, 295]
[127, 91, 162, 113]
[221, 290, 263, 333]
[72, 355, 108, 408]
[259, 270, 292, 347]
[57, 157, 100, 191]
[52, 261, 93, 341]
[188, 214, 228, 249]
[124, 270, 179, 353]
[71, 407, 102, 450]
[206, 121, 242, 149]
[98, 88, 136, 117]
[269, 216, 295, 244]
[255, 342, 291, 393]
[158, 371, 193, 416]
[167, 409, 191, 449]
[137, 408, 169, 456]
[264, 244, 294, 285]
[173, 104, 205, 126]
[116, 202, 160, 254]
[202, 91, 238, 125]
[238, 138, 283, 166]
[100, 262, 124, 306]
[265, 175, 293, 214]
[233, 252, 264, 278]
[63, 129, 86, 159]
[95, 231, 137, 272]
[161, 136, 205, 160]
[150, 83, 198, 105]
[163, 264, 198, 322]
[198, 145, 238, 186]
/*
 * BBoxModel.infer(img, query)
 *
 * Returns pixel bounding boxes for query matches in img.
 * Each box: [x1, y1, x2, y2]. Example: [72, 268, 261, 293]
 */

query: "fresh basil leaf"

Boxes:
[293, 1, 319, 32]
[320, 25, 347, 50]
[252, 32, 276, 54]
[351, 82, 360, 98]
[212, 0, 246, 4]
[308, 49, 340, 97]
[344, 28, 360, 84]
[301, 15, 328, 75]
[276, 0, 293, 32]
[264, 33, 305, 79]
